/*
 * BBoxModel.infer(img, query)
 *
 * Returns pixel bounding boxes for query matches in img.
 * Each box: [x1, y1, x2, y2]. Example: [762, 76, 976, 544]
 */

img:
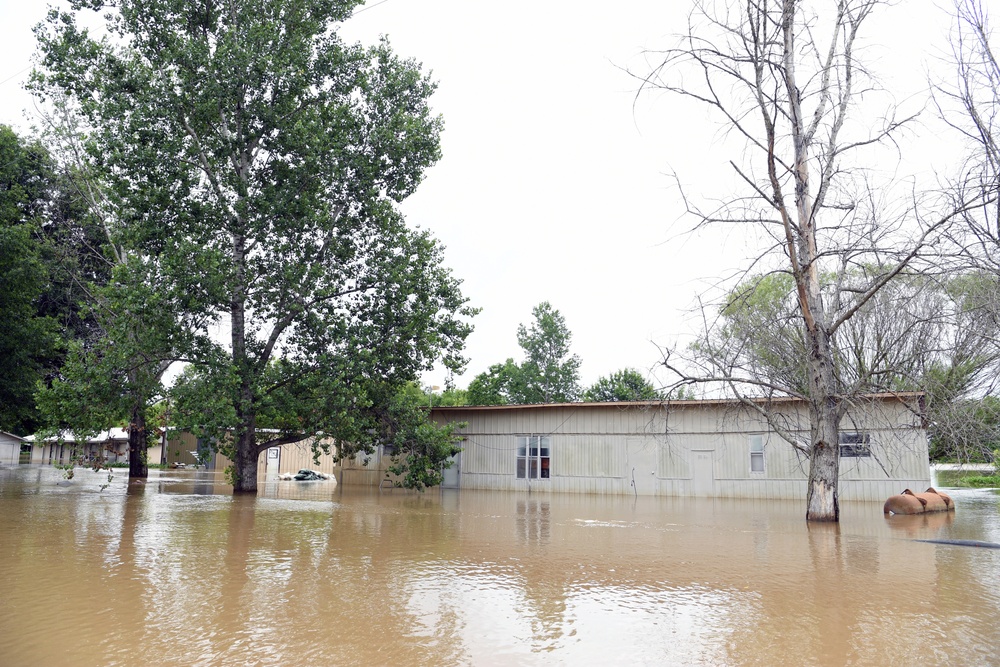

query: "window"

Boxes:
[749, 434, 765, 473]
[839, 432, 871, 457]
[517, 436, 551, 479]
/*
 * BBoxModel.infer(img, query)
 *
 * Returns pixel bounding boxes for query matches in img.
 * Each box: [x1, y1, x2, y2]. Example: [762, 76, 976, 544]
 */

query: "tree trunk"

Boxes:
[128, 400, 148, 481]
[231, 369, 259, 493]
[232, 425, 259, 494]
[804, 323, 842, 522]
[806, 404, 840, 521]
[229, 225, 259, 494]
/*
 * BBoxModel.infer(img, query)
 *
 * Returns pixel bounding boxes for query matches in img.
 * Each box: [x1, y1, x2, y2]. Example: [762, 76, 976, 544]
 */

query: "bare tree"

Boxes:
[640, 0, 975, 520]
[702, 268, 1000, 453]
[927, 0, 1000, 465]
[937, 0, 1000, 320]
[938, 0, 1000, 244]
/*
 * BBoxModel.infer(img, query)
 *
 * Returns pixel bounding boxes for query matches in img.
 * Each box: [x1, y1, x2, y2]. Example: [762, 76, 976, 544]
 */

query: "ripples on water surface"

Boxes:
[1, 466, 999, 666]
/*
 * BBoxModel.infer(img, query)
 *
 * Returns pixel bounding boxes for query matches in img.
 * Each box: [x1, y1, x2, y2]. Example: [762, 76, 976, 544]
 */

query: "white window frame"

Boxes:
[839, 431, 871, 458]
[749, 434, 765, 474]
[516, 435, 551, 480]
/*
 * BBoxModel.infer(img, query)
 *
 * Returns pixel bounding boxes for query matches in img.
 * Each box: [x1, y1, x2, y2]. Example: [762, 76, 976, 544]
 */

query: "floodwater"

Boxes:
[1, 467, 999, 667]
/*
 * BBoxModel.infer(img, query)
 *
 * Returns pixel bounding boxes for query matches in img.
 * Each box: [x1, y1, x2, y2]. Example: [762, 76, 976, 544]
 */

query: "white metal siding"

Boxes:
[431, 398, 930, 499]
[0, 441, 19, 466]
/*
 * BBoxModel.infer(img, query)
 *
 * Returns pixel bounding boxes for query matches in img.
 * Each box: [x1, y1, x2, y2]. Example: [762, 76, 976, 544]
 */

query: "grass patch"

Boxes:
[957, 475, 1000, 488]
[937, 471, 1000, 488]
[934, 468, 999, 488]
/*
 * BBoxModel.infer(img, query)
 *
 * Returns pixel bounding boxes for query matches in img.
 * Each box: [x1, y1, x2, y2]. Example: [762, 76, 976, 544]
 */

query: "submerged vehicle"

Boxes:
[291, 469, 332, 481]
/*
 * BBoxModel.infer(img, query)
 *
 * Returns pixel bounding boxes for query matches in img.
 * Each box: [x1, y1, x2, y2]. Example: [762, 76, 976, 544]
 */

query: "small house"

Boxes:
[27, 429, 130, 465]
[427, 394, 929, 501]
[164, 430, 340, 479]
[0, 431, 25, 466]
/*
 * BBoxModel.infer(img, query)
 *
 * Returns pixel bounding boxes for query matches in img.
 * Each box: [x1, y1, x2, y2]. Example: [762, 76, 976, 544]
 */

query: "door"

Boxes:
[266, 447, 281, 479]
[441, 451, 461, 488]
[691, 450, 715, 497]
[626, 438, 656, 496]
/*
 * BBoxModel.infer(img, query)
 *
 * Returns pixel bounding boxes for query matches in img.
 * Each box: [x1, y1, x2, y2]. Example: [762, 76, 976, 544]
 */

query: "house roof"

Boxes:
[431, 393, 925, 412]
[25, 428, 130, 443]
[0, 431, 26, 442]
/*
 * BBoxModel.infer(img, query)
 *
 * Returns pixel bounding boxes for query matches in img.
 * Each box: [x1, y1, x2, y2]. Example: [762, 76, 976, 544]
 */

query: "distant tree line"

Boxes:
[464, 301, 663, 405]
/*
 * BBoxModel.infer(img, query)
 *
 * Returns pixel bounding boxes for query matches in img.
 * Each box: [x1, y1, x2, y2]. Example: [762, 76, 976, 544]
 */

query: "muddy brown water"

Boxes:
[1, 465, 999, 666]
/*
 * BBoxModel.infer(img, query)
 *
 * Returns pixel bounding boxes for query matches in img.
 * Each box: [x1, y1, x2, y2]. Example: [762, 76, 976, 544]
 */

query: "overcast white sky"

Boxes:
[0, 0, 961, 391]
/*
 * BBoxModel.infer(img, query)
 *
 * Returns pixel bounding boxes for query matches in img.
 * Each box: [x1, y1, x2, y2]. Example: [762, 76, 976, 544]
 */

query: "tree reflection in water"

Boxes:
[1, 466, 1000, 665]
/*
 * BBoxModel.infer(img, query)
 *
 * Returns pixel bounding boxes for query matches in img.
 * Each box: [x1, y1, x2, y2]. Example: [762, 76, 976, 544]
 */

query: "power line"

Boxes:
[352, 0, 394, 16]
[0, 66, 31, 88]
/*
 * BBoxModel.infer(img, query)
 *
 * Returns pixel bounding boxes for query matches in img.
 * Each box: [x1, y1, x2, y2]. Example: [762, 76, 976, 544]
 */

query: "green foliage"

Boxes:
[174, 365, 465, 490]
[711, 272, 809, 394]
[382, 388, 464, 490]
[398, 382, 468, 408]
[33, 0, 475, 490]
[945, 474, 1000, 488]
[148, 399, 173, 432]
[0, 126, 61, 434]
[516, 302, 582, 403]
[467, 359, 522, 405]
[435, 387, 468, 407]
[709, 270, 1000, 397]
[670, 385, 697, 400]
[35, 255, 200, 482]
[0, 120, 123, 437]
[714, 269, 1000, 464]
[927, 395, 1000, 463]
[467, 302, 581, 405]
[584, 368, 662, 402]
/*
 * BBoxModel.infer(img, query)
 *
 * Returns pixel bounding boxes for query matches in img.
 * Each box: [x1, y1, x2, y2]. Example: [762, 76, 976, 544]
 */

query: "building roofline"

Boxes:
[430, 392, 925, 412]
[25, 428, 130, 443]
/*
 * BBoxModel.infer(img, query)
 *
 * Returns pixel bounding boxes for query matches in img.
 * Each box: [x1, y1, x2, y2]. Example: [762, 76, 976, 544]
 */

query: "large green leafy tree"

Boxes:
[33, 0, 473, 492]
[0, 126, 59, 434]
[584, 369, 662, 402]
[36, 257, 206, 478]
[0, 123, 124, 439]
[515, 302, 581, 403]
[466, 359, 523, 405]
[30, 101, 204, 480]
[397, 381, 468, 408]
[467, 302, 581, 405]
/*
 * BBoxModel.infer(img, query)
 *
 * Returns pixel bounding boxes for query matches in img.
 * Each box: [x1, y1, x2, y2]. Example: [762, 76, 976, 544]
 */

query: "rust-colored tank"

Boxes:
[883, 487, 955, 515]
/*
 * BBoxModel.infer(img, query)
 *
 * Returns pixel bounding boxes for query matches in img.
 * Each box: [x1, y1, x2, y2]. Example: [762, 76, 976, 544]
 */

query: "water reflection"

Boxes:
[1, 466, 1000, 666]
[515, 499, 550, 544]
[884, 509, 956, 537]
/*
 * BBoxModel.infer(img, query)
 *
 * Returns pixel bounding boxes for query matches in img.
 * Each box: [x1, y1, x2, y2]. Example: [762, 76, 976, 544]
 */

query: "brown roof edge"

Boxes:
[431, 392, 925, 412]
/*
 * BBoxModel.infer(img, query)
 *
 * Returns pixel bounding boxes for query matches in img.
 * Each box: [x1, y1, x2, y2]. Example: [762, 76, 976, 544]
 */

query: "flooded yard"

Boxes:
[1, 465, 998, 666]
